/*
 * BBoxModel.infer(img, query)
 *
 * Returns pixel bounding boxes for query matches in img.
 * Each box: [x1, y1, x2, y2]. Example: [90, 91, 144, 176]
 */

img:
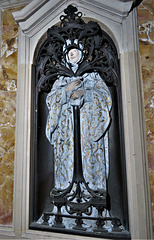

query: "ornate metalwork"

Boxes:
[36, 5, 124, 236]
[37, 5, 119, 93]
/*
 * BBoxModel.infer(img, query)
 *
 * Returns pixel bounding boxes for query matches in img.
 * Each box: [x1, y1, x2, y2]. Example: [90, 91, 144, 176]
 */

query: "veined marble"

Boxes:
[0, 6, 23, 225]
[138, 0, 154, 231]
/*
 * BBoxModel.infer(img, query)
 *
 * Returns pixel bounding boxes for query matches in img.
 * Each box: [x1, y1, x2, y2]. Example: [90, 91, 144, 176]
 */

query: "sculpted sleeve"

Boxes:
[84, 72, 112, 142]
[45, 78, 68, 143]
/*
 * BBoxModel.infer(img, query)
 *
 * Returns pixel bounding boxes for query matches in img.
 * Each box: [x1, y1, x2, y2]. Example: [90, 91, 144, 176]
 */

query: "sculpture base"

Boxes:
[52, 223, 65, 228]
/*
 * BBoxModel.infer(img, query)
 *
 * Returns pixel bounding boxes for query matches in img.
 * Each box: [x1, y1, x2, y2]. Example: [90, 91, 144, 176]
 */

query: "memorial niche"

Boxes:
[30, 5, 130, 239]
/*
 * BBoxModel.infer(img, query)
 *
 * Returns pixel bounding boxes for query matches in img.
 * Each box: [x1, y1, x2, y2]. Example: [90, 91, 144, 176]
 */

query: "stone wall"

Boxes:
[137, 0, 154, 231]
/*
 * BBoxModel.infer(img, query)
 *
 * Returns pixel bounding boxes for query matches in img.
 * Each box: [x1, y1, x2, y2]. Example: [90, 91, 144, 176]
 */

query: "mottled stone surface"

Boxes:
[138, 0, 154, 231]
[0, 7, 21, 225]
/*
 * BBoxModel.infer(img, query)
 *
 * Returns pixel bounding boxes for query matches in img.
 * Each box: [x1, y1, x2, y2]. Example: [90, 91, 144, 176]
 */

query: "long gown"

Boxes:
[46, 71, 112, 191]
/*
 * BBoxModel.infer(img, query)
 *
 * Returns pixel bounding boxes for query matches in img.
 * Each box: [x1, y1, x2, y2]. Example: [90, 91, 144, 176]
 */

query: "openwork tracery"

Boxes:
[35, 5, 126, 237]
[37, 5, 119, 93]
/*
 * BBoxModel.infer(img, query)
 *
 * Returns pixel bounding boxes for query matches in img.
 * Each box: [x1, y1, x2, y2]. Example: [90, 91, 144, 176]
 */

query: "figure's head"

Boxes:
[68, 48, 80, 63]
[63, 39, 84, 65]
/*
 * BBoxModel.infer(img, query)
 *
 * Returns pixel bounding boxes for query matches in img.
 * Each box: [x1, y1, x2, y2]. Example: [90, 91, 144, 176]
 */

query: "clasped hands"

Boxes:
[65, 79, 84, 100]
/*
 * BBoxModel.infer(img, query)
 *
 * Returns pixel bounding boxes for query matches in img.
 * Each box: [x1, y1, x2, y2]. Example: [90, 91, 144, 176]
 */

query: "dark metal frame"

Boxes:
[30, 5, 130, 239]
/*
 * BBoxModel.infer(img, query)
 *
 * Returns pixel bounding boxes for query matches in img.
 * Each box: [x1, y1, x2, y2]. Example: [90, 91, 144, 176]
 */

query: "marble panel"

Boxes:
[137, 0, 154, 231]
[0, 6, 23, 225]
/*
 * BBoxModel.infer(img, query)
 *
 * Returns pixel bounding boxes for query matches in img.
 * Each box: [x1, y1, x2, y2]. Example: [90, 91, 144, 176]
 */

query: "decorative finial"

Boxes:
[60, 5, 82, 24]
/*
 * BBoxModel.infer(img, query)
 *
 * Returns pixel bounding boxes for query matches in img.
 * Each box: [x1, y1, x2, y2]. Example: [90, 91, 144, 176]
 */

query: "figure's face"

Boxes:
[68, 48, 79, 63]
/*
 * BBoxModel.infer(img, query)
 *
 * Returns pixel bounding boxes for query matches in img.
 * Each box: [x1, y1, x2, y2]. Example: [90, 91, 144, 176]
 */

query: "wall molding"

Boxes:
[0, 0, 32, 9]
[13, 0, 135, 36]
[0, 1, 31, 238]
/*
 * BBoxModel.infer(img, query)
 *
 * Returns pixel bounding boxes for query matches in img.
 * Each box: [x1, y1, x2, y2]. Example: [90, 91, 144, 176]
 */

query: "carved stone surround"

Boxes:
[0, 0, 153, 239]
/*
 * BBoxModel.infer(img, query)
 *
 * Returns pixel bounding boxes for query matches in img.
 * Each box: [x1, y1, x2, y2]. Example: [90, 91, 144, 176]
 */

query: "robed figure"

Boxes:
[45, 40, 112, 193]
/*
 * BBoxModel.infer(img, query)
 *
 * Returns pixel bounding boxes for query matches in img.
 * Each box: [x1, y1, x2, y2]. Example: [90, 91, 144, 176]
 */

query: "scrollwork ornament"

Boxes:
[37, 5, 119, 93]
